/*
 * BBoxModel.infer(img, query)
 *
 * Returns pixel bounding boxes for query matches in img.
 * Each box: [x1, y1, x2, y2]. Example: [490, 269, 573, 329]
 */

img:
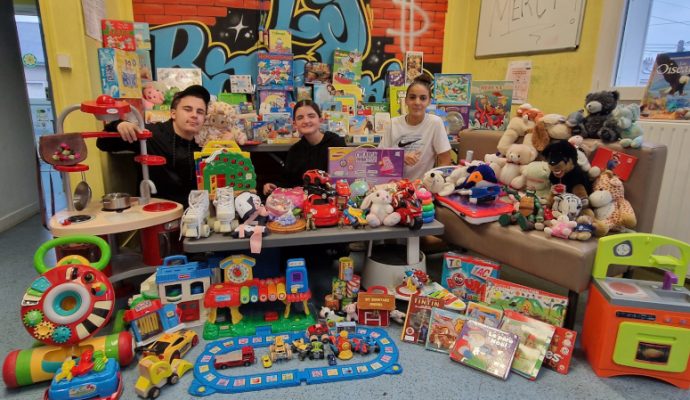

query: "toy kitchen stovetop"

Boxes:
[582, 233, 690, 389]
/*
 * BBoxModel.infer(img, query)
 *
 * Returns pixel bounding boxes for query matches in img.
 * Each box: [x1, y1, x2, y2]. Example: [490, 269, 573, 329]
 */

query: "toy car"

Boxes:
[394, 197, 423, 230]
[261, 354, 273, 368]
[135, 355, 192, 399]
[213, 346, 255, 369]
[303, 169, 330, 186]
[46, 351, 122, 400]
[304, 194, 340, 227]
[307, 322, 331, 343]
[352, 335, 381, 355]
[142, 329, 199, 363]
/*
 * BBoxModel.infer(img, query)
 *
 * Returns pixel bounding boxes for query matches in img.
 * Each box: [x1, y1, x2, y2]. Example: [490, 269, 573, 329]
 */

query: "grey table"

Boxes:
[183, 220, 444, 265]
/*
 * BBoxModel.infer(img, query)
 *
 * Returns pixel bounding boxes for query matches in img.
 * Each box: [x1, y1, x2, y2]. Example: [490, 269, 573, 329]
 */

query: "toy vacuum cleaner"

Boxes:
[582, 233, 690, 389]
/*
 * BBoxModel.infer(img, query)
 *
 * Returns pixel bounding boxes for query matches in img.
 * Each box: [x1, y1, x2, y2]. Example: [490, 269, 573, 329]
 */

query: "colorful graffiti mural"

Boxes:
[135, 0, 447, 102]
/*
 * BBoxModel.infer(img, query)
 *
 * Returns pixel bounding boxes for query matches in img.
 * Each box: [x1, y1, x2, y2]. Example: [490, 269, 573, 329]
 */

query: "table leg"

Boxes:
[407, 236, 420, 265]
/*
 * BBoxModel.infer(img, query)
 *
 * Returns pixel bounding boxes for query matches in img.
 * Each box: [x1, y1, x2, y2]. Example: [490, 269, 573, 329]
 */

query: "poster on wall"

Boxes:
[81, 0, 106, 41]
[504, 60, 532, 104]
[404, 51, 424, 85]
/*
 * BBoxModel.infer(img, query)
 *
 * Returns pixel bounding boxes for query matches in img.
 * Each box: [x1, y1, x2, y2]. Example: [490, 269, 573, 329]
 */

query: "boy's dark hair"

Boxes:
[293, 99, 322, 118]
[171, 85, 211, 109]
[407, 74, 433, 96]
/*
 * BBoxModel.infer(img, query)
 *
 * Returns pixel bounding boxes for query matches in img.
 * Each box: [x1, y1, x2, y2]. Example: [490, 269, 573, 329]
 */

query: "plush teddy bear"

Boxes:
[589, 170, 637, 236]
[520, 161, 552, 202]
[196, 101, 248, 146]
[495, 143, 538, 189]
[525, 113, 571, 152]
[611, 103, 644, 148]
[565, 109, 586, 136]
[568, 135, 601, 179]
[583, 90, 620, 140]
[361, 189, 400, 227]
[544, 214, 577, 240]
[496, 104, 542, 155]
[541, 140, 592, 207]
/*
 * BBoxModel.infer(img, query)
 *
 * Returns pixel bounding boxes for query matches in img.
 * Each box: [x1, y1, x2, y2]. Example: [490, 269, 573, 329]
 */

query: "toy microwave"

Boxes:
[582, 233, 690, 389]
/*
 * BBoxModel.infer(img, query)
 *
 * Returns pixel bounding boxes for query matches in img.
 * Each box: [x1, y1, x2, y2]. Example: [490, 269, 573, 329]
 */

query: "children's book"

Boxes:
[434, 74, 471, 105]
[499, 310, 556, 380]
[230, 75, 254, 94]
[465, 301, 503, 328]
[374, 112, 391, 133]
[133, 22, 151, 51]
[136, 50, 153, 83]
[348, 115, 368, 135]
[327, 113, 349, 137]
[482, 277, 569, 327]
[437, 105, 470, 134]
[334, 95, 357, 115]
[332, 49, 362, 85]
[304, 62, 332, 84]
[98, 48, 142, 98]
[450, 319, 519, 380]
[101, 19, 135, 51]
[258, 90, 292, 115]
[590, 146, 638, 181]
[156, 68, 203, 93]
[313, 83, 335, 109]
[387, 69, 405, 87]
[425, 307, 467, 354]
[441, 252, 500, 302]
[640, 51, 690, 120]
[257, 53, 294, 90]
[469, 80, 514, 131]
[389, 85, 407, 117]
[404, 51, 424, 85]
[544, 325, 577, 375]
[296, 86, 312, 101]
[268, 29, 292, 54]
[401, 294, 444, 344]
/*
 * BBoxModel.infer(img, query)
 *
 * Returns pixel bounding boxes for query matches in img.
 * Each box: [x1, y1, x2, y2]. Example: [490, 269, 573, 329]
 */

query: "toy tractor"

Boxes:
[135, 355, 192, 399]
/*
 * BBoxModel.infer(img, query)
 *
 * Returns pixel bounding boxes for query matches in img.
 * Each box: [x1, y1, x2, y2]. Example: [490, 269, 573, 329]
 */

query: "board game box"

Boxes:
[544, 326, 577, 375]
[441, 252, 500, 302]
[328, 147, 404, 186]
[450, 319, 519, 380]
[482, 277, 569, 327]
[499, 310, 556, 380]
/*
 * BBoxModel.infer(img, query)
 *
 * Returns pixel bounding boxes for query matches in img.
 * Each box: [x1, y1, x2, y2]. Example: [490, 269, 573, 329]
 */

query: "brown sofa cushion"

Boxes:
[438, 130, 667, 293]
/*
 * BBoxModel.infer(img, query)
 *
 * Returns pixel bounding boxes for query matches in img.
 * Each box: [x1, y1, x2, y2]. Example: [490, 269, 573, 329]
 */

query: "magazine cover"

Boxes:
[156, 68, 202, 93]
[133, 22, 151, 50]
[404, 51, 424, 85]
[268, 29, 292, 54]
[333, 49, 363, 85]
[230, 75, 254, 94]
[640, 51, 690, 120]
[544, 325, 577, 375]
[425, 307, 467, 354]
[101, 19, 135, 51]
[437, 105, 470, 134]
[465, 301, 503, 328]
[499, 310, 556, 380]
[442, 252, 500, 302]
[304, 62, 332, 84]
[450, 319, 519, 380]
[98, 48, 141, 98]
[482, 277, 569, 327]
[401, 294, 444, 344]
[469, 80, 514, 131]
[257, 53, 294, 90]
[590, 147, 638, 181]
[434, 74, 471, 105]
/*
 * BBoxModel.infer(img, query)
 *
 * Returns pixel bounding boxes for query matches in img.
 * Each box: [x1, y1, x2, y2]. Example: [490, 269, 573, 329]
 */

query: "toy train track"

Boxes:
[188, 326, 401, 396]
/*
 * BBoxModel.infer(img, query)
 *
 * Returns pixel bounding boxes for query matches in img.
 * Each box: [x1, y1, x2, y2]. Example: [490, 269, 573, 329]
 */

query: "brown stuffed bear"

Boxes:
[541, 140, 592, 207]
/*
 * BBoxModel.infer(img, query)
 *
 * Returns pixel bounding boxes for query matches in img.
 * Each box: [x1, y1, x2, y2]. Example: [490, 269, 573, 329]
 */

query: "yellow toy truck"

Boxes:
[135, 355, 193, 399]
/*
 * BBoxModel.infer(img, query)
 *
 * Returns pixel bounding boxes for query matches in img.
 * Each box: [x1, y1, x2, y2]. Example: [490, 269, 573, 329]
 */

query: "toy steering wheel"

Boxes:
[33, 235, 111, 274]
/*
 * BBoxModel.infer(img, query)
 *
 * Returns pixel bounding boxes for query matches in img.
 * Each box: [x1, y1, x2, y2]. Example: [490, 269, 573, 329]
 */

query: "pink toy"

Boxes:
[343, 302, 358, 322]
[544, 215, 577, 239]
[142, 82, 165, 110]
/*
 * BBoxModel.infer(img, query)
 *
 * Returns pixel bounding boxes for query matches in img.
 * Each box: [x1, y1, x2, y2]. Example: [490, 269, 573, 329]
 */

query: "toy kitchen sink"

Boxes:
[582, 233, 690, 389]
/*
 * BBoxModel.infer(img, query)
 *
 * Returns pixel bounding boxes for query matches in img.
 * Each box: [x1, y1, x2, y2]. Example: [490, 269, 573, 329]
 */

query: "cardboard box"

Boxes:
[328, 147, 403, 185]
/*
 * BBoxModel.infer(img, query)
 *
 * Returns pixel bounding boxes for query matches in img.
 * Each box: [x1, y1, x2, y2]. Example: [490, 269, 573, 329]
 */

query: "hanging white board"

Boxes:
[475, 0, 586, 57]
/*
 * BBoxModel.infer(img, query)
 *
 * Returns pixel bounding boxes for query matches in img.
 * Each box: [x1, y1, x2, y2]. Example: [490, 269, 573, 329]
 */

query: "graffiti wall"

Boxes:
[133, 0, 448, 102]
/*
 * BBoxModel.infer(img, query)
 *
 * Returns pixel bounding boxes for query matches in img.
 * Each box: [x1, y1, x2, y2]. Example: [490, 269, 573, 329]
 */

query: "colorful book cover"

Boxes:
[374, 112, 391, 133]
[133, 22, 151, 51]
[465, 301, 503, 328]
[387, 69, 405, 87]
[98, 48, 142, 98]
[334, 95, 357, 115]
[101, 19, 136, 51]
[257, 53, 294, 90]
[590, 146, 638, 181]
[425, 307, 467, 354]
[401, 294, 444, 344]
[268, 29, 292, 54]
[258, 90, 292, 115]
[437, 105, 470, 134]
[136, 50, 153, 83]
[499, 310, 556, 380]
[389, 85, 407, 117]
[304, 62, 332, 84]
[296, 86, 312, 101]
[313, 83, 335, 109]
[434, 73, 471, 105]
[544, 326, 577, 375]
[640, 51, 690, 120]
[348, 115, 368, 135]
[469, 80, 514, 131]
[450, 319, 519, 380]
[332, 83, 363, 101]
[218, 93, 248, 106]
[328, 113, 349, 137]
[404, 51, 424, 85]
[418, 281, 467, 312]
[156, 68, 203, 93]
[230, 75, 254, 94]
[482, 277, 569, 327]
[441, 252, 500, 302]
[333, 49, 362, 85]
[361, 102, 389, 114]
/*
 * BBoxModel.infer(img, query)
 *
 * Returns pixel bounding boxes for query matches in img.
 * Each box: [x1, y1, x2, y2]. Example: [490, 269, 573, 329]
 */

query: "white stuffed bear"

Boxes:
[496, 144, 537, 189]
[361, 189, 400, 227]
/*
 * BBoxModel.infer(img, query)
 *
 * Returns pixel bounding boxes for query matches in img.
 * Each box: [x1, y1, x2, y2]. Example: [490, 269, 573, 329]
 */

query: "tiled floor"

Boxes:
[1, 215, 689, 399]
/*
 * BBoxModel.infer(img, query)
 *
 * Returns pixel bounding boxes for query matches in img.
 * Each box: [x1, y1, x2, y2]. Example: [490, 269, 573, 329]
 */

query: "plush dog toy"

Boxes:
[526, 113, 571, 152]
[589, 170, 637, 236]
[496, 104, 543, 155]
[422, 170, 454, 196]
[541, 140, 592, 207]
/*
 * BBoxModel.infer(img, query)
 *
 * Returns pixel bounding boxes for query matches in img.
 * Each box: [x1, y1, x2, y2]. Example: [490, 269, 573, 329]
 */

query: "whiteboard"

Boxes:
[475, 0, 586, 57]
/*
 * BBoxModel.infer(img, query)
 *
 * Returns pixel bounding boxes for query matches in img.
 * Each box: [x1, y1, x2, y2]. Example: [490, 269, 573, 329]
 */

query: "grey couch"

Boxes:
[435, 129, 668, 328]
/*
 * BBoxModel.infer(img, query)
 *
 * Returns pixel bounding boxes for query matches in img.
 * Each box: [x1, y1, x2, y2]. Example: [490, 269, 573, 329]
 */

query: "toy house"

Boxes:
[123, 299, 183, 346]
[156, 255, 213, 326]
[357, 286, 396, 326]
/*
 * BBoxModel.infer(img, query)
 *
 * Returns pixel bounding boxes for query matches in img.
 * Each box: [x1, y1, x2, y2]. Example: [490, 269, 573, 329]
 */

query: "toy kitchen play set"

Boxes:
[582, 233, 690, 389]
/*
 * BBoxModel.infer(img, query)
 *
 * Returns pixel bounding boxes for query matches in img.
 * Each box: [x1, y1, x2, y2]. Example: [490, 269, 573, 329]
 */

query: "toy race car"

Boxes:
[142, 329, 199, 363]
[304, 194, 340, 227]
[303, 169, 335, 198]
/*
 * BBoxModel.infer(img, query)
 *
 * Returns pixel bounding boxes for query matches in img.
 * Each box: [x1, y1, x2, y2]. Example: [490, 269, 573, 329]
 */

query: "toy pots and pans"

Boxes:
[72, 171, 92, 211]
[101, 192, 134, 212]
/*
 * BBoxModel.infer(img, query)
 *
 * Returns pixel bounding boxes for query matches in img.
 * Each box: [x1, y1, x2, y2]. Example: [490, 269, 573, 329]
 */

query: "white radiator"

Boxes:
[637, 121, 690, 250]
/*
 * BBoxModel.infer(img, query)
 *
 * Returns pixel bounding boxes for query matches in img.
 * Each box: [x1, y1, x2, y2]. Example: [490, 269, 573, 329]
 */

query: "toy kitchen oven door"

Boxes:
[582, 233, 690, 389]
